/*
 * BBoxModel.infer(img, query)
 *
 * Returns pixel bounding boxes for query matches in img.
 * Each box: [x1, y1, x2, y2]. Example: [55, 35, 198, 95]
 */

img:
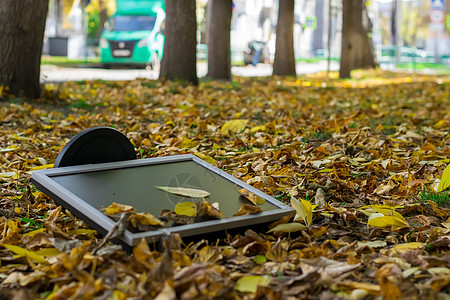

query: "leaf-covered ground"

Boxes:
[0, 70, 449, 299]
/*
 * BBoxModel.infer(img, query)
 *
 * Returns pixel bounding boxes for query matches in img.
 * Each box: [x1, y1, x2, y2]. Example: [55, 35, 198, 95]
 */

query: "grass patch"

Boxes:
[395, 62, 450, 72]
[67, 99, 93, 110]
[420, 189, 450, 208]
[41, 55, 100, 67]
[302, 130, 333, 143]
[296, 57, 339, 63]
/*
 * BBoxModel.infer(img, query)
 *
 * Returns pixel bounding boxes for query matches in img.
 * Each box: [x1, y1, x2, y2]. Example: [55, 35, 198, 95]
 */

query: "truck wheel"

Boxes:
[151, 53, 160, 70]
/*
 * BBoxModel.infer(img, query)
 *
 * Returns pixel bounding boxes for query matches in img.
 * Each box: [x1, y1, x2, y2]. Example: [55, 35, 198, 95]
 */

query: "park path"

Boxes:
[40, 61, 341, 83]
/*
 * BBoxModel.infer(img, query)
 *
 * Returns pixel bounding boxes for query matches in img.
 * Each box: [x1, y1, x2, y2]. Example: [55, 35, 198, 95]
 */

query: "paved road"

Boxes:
[40, 61, 340, 83]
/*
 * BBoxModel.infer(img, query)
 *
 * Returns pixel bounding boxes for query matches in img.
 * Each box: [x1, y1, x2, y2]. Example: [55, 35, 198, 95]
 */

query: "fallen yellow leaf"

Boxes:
[31, 164, 54, 171]
[101, 202, 136, 215]
[367, 213, 409, 229]
[174, 202, 197, 217]
[373, 207, 405, 220]
[221, 119, 248, 135]
[128, 212, 164, 227]
[156, 186, 210, 198]
[392, 242, 424, 253]
[3, 244, 47, 263]
[291, 196, 317, 226]
[267, 222, 307, 233]
[194, 152, 216, 165]
[67, 229, 97, 238]
[23, 228, 46, 237]
[234, 275, 270, 293]
[437, 164, 450, 192]
[180, 136, 199, 149]
[35, 248, 61, 257]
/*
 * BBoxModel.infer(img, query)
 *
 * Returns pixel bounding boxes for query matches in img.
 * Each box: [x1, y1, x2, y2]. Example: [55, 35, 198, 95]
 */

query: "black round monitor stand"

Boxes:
[53, 127, 136, 168]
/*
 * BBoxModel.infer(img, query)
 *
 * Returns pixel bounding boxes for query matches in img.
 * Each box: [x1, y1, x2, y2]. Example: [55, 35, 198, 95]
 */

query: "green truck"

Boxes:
[99, 0, 165, 68]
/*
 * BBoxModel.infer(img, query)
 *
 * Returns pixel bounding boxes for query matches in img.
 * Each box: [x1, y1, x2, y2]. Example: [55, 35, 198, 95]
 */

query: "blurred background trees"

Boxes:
[0, 0, 449, 98]
[38, 0, 450, 67]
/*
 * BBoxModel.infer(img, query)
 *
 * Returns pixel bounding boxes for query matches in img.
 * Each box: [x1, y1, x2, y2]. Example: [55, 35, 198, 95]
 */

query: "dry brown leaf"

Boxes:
[128, 212, 164, 227]
[101, 202, 136, 215]
[238, 188, 265, 205]
[234, 203, 263, 216]
[195, 201, 224, 219]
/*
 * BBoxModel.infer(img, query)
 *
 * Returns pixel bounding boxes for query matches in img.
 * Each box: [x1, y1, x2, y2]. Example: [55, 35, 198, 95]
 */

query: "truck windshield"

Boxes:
[109, 15, 156, 31]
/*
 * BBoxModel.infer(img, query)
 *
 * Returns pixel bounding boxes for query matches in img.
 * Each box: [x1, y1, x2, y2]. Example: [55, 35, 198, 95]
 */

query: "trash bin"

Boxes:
[48, 36, 68, 56]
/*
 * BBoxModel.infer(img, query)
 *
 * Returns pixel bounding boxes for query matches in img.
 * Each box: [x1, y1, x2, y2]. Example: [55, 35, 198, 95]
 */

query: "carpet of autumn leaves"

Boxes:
[0, 70, 449, 299]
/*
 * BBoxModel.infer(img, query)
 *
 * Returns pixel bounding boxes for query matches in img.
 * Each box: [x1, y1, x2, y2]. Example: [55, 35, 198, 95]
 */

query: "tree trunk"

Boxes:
[206, 0, 232, 81]
[273, 0, 296, 77]
[56, 0, 63, 36]
[98, 0, 108, 39]
[0, 0, 48, 99]
[339, 0, 353, 78]
[159, 0, 197, 85]
[339, 0, 377, 79]
[312, 0, 325, 53]
[360, 4, 377, 69]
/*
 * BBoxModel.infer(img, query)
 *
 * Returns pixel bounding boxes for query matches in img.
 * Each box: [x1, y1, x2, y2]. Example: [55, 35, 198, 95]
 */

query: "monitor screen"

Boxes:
[32, 155, 294, 247]
[52, 160, 280, 218]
